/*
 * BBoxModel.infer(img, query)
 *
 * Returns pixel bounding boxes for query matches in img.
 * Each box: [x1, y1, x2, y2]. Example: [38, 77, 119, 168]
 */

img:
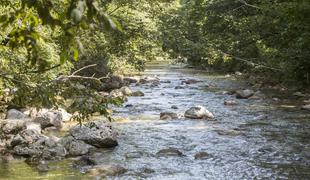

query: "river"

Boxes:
[0, 64, 309, 179]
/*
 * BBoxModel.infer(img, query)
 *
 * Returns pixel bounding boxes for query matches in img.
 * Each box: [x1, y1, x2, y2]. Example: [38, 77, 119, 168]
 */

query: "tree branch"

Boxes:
[71, 64, 97, 75]
[237, 0, 261, 9]
[218, 50, 283, 72]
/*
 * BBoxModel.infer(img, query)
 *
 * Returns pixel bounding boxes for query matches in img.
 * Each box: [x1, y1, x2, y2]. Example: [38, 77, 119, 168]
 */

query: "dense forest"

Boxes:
[0, 0, 309, 179]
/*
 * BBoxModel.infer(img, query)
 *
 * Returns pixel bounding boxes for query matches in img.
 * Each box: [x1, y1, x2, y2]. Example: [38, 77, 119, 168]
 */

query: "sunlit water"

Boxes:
[1, 64, 309, 179]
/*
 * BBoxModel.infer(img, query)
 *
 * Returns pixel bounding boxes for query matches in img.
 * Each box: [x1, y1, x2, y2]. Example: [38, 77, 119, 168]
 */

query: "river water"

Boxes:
[0, 64, 309, 179]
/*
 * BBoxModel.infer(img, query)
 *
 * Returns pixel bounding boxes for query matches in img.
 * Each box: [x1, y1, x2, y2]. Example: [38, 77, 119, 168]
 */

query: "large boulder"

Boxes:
[109, 89, 124, 98]
[34, 110, 63, 129]
[61, 136, 94, 156]
[69, 121, 118, 148]
[101, 75, 124, 91]
[10, 129, 66, 160]
[184, 106, 214, 119]
[5, 109, 27, 119]
[0, 119, 28, 134]
[236, 89, 255, 99]
[120, 86, 132, 96]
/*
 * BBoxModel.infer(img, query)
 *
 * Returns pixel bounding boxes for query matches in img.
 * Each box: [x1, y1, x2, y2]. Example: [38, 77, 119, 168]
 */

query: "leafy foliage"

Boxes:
[161, 0, 310, 86]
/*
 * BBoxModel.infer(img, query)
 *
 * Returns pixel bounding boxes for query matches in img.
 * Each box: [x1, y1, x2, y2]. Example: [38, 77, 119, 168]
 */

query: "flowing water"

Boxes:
[0, 64, 309, 179]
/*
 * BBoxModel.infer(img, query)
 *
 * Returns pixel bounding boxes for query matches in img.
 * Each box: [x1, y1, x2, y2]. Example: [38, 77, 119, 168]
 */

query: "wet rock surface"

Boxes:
[194, 152, 210, 160]
[86, 164, 127, 177]
[235, 89, 254, 99]
[5, 109, 28, 119]
[184, 106, 214, 119]
[159, 112, 179, 120]
[69, 121, 118, 148]
[157, 148, 184, 157]
[11, 129, 67, 160]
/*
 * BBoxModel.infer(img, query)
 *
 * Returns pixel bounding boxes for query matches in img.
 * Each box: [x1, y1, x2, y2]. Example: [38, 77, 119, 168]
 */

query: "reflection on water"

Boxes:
[1, 64, 309, 179]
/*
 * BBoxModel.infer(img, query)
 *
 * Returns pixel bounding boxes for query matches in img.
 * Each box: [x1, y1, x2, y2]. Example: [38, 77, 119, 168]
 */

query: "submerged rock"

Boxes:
[69, 121, 118, 148]
[86, 164, 127, 177]
[160, 112, 179, 120]
[125, 151, 144, 159]
[157, 148, 183, 157]
[181, 79, 202, 85]
[6, 109, 27, 119]
[36, 161, 50, 173]
[194, 152, 209, 160]
[73, 155, 98, 167]
[160, 80, 171, 83]
[131, 91, 145, 97]
[171, 105, 178, 109]
[224, 100, 238, 106]
[184, 106, 214, 119]
[236, 89, 254, 99]
[215, 129, 242, 136]
[175, 86, 185, 89]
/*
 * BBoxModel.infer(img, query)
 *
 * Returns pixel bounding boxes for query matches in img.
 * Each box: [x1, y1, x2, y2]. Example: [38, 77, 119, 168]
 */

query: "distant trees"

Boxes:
[161, 0, 310, 86]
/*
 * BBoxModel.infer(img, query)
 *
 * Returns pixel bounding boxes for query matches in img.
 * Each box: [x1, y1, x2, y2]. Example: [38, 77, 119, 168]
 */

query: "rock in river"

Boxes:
[131, 91, 145, 97]
[160, 112, 179, 120]
[120, 86, 133, 96]
[61, 136, 95, 156]
[69, 121, 118, 148]
[236, 89, 254, 99]
[11, 129, 66, 160]
[181, 79, 202, 85]
[224, 100, 238, 106]
[184, 106, 214, 119]
[157, 148, 183, 157]
[34, 110, 64, 129]
[194, 152, 210, 160]
[86, 164, 127, 177]
[302, 104, 310, 110]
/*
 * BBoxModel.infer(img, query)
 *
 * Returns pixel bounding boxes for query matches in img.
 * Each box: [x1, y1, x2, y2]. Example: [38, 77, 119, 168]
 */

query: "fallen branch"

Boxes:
[219, 50, 283, 72]
[71, 64, 97, 76]
[54, 64, 109, 82]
